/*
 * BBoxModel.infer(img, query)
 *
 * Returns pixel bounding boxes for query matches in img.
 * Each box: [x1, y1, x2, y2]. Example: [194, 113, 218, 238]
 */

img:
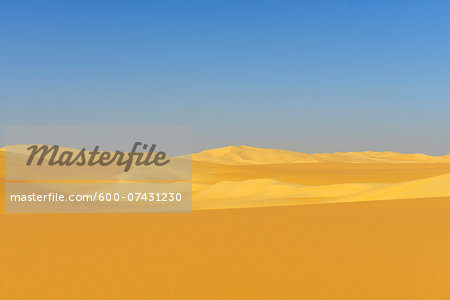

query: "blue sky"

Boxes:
[1, 0, 449, 154]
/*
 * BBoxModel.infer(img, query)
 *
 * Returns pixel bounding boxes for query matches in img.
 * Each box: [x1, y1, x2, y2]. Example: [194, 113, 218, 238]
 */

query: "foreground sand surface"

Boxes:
[0, 198, 449, 299]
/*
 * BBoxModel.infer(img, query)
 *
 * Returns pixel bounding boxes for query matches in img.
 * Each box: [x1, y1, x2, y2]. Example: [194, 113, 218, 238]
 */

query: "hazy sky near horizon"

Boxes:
[1, 1, 449, 154]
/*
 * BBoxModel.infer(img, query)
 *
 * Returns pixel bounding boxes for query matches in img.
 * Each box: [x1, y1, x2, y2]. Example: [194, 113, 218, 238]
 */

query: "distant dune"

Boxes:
[187, 146, 450, 210]
[191, 164, 450, 210]
[2, 145, 450, 211]
[189, 145, 450, 164]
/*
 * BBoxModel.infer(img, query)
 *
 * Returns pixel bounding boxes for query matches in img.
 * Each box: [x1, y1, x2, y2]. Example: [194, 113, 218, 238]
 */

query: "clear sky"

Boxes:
[1, 1, 449, 154]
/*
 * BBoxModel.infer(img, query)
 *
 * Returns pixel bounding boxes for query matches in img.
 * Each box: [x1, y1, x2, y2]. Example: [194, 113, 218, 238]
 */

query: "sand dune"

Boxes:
[188, 146, 450, 209]
[192, 170, 450, 210]
[335, 172, 450, 203]
[2, 145, 450, 211]
[193, 179, 381, 210]
[190, 145, 450, 164]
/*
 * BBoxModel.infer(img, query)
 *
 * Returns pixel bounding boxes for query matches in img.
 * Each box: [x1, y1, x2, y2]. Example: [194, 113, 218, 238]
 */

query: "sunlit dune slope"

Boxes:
[193, 179, 380, 210]
[192, 170, 450, 210]
[335, 172, 450, 203]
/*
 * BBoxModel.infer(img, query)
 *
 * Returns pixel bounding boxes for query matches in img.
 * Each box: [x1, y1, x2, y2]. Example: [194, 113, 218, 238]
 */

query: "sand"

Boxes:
[0, 199, 449, 299]
[191, 146, 450, 210]
[1, 146, 449, 299]
[189, 145, 450, 164]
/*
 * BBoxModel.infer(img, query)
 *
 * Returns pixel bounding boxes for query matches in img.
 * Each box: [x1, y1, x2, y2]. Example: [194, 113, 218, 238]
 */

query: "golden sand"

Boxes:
[1, 146, 449, 299]
[190, 146, 450, 209]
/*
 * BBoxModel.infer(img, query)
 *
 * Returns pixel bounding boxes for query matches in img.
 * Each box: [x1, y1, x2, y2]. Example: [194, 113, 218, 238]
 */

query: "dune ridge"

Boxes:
[190, 145, 450, 165]
[190, 146, 450, 209]
[2, 145, 450, 211]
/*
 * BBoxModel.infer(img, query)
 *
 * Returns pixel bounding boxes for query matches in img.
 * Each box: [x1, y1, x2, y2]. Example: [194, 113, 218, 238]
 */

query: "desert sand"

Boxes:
[1, 146, 449, 299]
[190, 146, 450, 210]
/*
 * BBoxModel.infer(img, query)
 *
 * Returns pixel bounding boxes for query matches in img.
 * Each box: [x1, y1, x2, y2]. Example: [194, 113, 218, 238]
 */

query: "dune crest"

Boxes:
[191, 145, 450, 165]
